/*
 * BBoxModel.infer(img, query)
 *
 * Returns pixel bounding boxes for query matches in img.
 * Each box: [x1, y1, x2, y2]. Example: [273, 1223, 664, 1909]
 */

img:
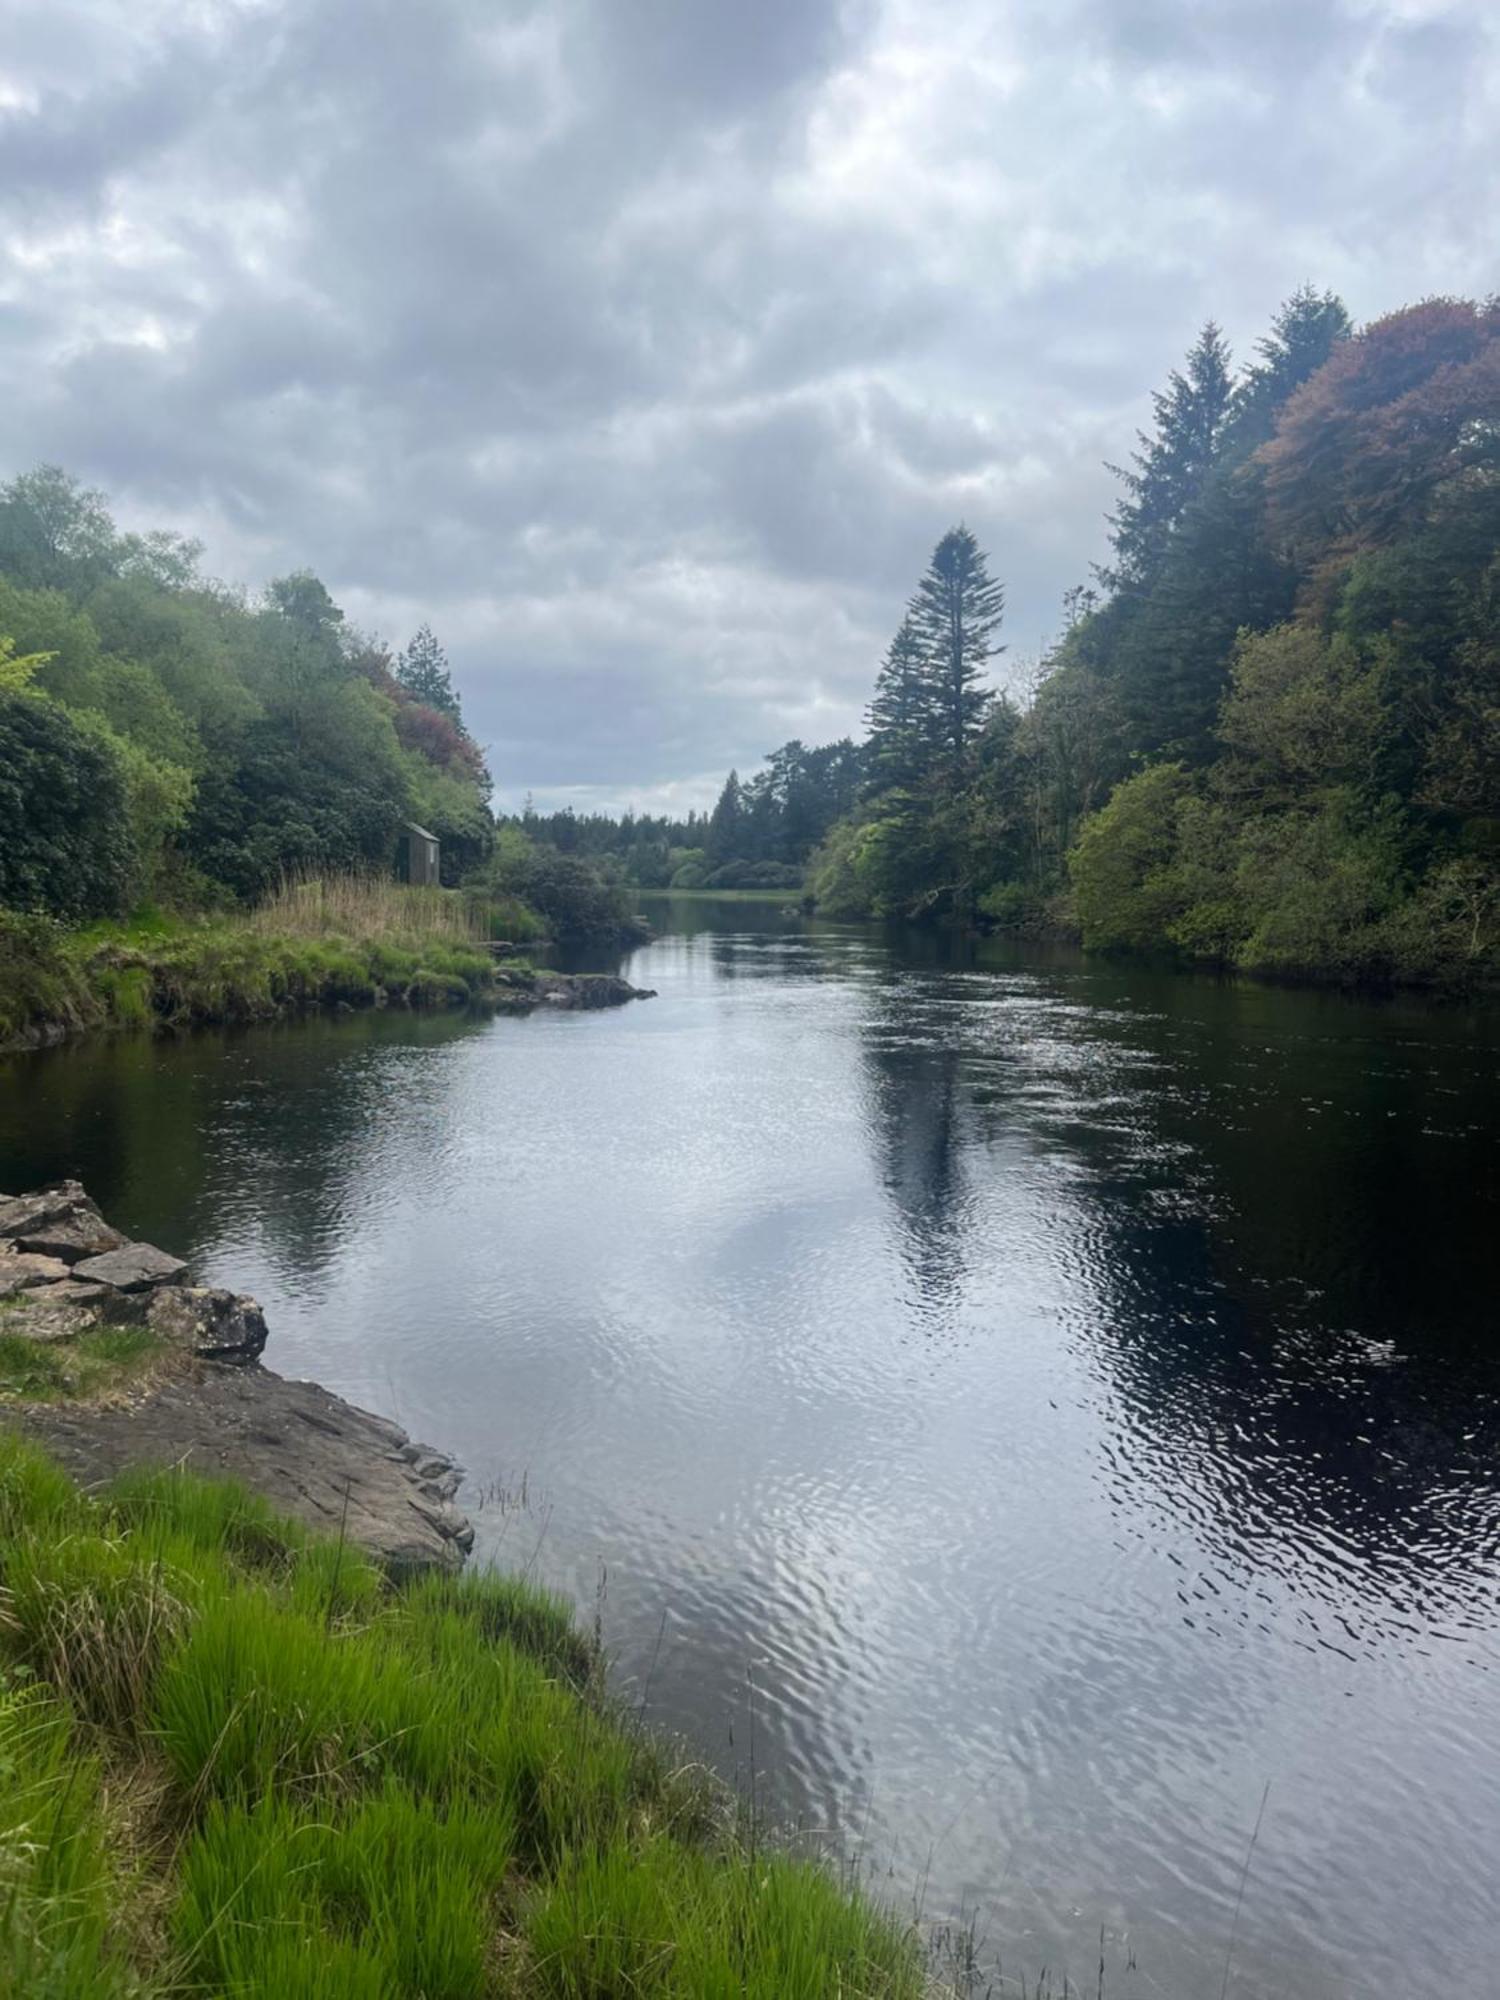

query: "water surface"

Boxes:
[3, 903, 1497, 1997]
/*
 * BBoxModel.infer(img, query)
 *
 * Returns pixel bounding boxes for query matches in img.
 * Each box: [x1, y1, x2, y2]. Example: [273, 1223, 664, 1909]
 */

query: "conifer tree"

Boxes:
[866, 616, 940, 791]
[707, 768, 745, 863]
[907, 526, 1005, 770]
[1104, 322, 1234, 590]
[1226, 287, 1351, 458]
[397, 623, 461, 720]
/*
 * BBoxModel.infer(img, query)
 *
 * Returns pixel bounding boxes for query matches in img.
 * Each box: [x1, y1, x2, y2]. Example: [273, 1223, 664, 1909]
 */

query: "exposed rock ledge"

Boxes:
[490, 968, 657, 1011]
[2, 1182, 473, 1571]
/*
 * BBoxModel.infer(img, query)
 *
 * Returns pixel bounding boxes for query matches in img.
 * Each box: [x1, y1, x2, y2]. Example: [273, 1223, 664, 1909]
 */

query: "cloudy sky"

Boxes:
[2, 0, 1496, 812]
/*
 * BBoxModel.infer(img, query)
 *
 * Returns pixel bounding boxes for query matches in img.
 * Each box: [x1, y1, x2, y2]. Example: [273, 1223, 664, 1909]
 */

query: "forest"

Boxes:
[664, 292, 1500, 989]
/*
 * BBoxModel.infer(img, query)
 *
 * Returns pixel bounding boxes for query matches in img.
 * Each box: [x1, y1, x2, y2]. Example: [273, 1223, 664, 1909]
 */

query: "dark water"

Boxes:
[3, 901, 1498, 1998]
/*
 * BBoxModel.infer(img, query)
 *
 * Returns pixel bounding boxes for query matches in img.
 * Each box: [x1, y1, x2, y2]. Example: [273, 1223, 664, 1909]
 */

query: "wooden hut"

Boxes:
[397, 822, 440, 887]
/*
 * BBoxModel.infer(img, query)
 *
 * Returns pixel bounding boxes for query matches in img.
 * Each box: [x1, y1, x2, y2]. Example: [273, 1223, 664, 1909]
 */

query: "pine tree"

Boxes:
[706, 769, 745, 863]
[907, 527, 1005, 770]
[866, 616, 940, 791]
[1226, 287, 1351, 458]
[397, 623, 460, 720]
[1104, 322, 1234, 590]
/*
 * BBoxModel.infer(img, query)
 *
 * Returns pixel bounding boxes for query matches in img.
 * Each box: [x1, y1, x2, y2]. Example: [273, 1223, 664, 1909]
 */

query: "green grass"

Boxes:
[0, 1321, 164, 1404]
[0, 1433, 928, 1998]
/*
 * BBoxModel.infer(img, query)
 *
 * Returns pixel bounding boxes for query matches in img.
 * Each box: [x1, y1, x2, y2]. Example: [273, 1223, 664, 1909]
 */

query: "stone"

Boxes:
[2, 1288, 108, 1344]
[22, 1365, 474, 1571]
[0, 1182, 107, 1244]
[73, 1243, 189, 1291]
[0, 1250, 74, 1299]
[531, 972, 656, 1010]
[146, 1286, 268, 1362]
[16, 1217, 127, 1264]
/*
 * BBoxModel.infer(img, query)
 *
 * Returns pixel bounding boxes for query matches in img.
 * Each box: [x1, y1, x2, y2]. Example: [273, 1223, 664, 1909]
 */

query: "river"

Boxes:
[2, 898, 1497, 1998]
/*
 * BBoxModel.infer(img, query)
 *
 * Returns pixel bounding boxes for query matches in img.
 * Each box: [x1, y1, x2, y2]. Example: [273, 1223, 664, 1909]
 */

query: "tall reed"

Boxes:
[247, 869, 489, 949]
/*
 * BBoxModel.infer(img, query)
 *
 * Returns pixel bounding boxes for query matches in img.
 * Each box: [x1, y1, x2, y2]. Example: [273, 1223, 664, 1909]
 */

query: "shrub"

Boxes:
[0, 690, 135, 918]
[1070, 763, 1195, 953]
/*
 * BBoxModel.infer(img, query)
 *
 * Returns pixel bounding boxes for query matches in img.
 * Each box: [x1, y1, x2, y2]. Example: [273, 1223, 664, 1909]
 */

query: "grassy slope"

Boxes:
[0, 1435, 927, 1998]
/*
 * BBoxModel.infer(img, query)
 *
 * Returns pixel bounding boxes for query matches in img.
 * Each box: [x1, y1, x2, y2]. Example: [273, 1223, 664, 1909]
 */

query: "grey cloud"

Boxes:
[1, 0, 1496, 813]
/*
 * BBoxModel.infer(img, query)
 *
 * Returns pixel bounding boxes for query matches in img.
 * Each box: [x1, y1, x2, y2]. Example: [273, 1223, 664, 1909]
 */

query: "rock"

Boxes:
[0, 1182, 111, 1245]
[73, 1243, 189, 1291]
[20, 1365, 474, 1571]
[2, 1287, 109, 1344]
[146, 1286, 268, 1362]
[4, 1181, 474, 1573]
[15, 1217, 127, 1264]
[0, 1250, 75, 1299]
[529, 972, 656, 1010]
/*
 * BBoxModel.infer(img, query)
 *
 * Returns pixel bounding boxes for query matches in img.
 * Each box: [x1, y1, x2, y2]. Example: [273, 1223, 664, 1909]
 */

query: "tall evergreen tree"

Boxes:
[907, 527, 1005, 770]
[1104, 322, 1234, 590]
[866, 616, 939, 791]
[706, 768, 745, 862]
[1226, 287, 1352, 458]
[397, 623, 460, 720]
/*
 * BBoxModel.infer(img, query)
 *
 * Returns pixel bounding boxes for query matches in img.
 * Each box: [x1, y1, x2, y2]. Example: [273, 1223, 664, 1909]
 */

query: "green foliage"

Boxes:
[0, 692, 135, 919]
[0, 468, 496, 925]
[0, 886, 545, 1048]
[906, 525, 1005, 772]
[1071, 764, 1197, 953]
[1104, 320, 1235, 591]
[783, 288, 1500, 990]
[479, 831, 645, 943]
[0, 633, 52, 691]
[516, 739, 865, 889]
[395, 621, 460, 719]
[866, 615, 938, 790]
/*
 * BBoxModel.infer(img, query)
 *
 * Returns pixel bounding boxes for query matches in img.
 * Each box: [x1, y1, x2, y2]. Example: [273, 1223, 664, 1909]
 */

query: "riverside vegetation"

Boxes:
[526, 293, 1500, 991]
[0, 1433, 927, 1999]
[0, 1184, 924, 1997]
[0, 467, 643, 1045]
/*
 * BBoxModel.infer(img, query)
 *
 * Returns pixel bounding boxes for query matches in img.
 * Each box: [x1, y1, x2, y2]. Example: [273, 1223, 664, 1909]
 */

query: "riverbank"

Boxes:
[0, 1183, 929, 1996]
[0, 887, 654, 1054]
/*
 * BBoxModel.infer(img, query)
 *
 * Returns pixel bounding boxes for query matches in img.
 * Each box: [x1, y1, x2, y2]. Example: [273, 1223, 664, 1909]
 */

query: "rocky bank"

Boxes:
[0, 1181, 474, 1570]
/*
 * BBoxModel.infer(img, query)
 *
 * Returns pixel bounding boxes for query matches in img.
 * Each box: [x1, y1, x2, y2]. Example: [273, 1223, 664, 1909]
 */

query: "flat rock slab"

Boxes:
[0, 1251, 75, 1299]
[73, 1243, 189, 1290]
[19, 1364, 474, 1572]
[16, 1217, 127, 1263]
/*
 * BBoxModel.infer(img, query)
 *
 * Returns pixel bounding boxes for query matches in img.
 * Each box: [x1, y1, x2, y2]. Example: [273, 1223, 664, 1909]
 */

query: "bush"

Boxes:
[0, 690, 134, 917]
[701, 859, 803, 890]
[482, 834, 644, 942]
[1070, 763, 1195, 953]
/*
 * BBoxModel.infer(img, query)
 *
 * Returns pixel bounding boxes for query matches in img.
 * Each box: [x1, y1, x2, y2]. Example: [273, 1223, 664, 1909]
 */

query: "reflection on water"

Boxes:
[3, 904, 1498, 1998]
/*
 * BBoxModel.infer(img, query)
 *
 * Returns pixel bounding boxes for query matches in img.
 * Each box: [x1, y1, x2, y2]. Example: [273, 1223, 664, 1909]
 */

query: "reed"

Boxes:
[247, 869, 492, 949]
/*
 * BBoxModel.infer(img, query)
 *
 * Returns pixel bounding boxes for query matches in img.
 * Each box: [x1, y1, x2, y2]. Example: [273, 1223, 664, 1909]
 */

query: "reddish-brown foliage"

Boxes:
[1258, 298, 1500, 581]
[392, 697, 487, 780]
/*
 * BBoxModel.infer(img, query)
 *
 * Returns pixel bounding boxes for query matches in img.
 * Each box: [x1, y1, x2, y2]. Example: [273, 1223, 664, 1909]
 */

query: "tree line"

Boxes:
[665, 289, 1497, 987]
[0, 467, 497, 920]
[513, 737, 866, 891]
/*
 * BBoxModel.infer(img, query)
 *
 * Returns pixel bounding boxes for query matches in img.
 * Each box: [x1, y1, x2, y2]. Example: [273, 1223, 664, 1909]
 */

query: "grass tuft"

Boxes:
[0, 1323, 163, 1405]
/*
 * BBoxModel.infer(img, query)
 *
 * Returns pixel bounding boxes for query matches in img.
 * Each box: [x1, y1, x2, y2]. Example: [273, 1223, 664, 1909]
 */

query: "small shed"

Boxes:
[397, 822, 441, 887]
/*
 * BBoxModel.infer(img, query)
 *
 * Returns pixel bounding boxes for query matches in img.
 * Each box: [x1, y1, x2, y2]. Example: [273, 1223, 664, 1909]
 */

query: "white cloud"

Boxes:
[1, 0, 1496, 810]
